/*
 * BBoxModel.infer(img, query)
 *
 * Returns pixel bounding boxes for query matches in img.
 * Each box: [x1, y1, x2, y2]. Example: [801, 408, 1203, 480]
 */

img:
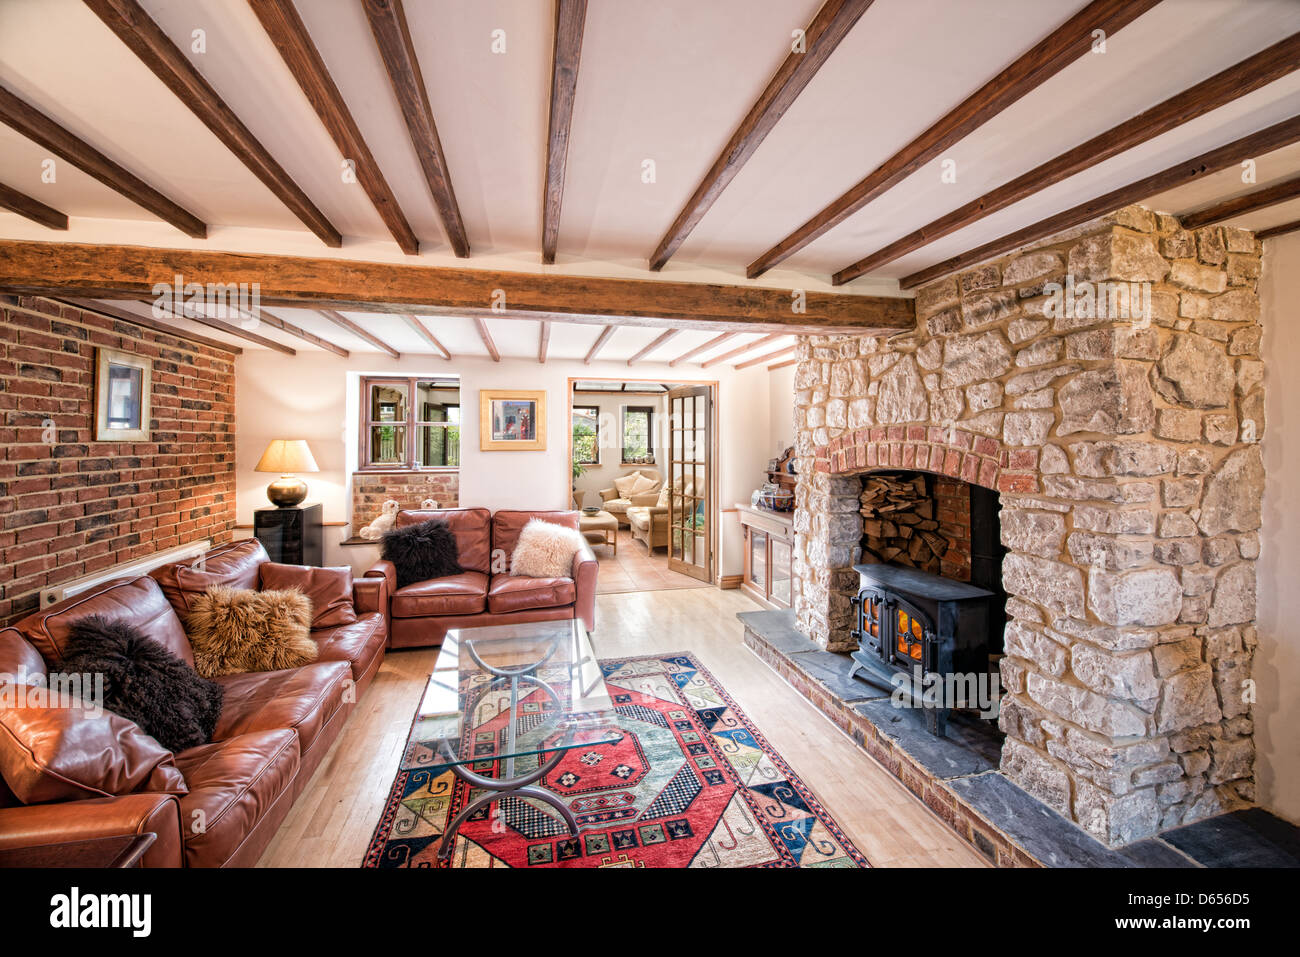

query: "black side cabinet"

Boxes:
[254, 503, 323, 566]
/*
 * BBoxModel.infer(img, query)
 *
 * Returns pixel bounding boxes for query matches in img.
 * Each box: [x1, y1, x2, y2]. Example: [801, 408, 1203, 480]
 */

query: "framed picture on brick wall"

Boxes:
[94, 347, 151, 441]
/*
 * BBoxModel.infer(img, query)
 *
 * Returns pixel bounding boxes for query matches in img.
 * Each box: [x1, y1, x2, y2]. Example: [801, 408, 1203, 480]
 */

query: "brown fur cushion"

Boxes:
[185, 586, 317, 678]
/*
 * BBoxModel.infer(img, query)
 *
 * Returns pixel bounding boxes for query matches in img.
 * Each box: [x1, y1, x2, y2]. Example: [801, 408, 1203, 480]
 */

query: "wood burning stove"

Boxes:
[848, 564, 995, 735]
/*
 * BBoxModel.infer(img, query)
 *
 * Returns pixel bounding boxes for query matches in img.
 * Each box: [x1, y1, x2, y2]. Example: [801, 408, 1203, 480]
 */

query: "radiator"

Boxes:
[38, 540, 212, 609]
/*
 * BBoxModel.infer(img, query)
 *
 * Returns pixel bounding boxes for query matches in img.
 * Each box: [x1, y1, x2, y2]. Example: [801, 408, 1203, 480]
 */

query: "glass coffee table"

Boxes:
[406, 619, 623, 862]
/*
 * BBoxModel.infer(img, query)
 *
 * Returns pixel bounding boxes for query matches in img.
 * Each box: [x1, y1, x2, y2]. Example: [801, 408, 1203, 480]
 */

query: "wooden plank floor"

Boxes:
[259, 588, 987, 868]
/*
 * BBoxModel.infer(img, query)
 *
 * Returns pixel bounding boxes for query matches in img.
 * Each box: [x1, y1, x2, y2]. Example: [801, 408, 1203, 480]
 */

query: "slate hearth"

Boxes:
[740, 609, 1300, 868]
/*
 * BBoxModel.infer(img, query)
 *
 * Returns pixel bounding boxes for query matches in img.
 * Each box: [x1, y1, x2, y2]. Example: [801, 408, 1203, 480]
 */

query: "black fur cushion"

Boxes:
[61, 615, 224, 754]
[382, 519, 462, 588]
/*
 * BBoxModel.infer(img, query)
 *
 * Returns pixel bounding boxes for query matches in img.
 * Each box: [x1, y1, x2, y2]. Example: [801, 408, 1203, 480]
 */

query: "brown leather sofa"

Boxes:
[365, 508, 597, 649]
[0, 539, 388, 867]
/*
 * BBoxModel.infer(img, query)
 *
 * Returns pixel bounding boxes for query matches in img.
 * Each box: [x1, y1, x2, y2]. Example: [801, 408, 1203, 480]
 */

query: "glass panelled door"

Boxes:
[667, 385, 712, 582]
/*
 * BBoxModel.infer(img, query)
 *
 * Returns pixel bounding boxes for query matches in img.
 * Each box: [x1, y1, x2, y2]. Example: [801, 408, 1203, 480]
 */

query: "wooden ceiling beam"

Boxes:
[1180, 174, 1300, 230]
[768, 358, 797, 371]
[626, 329, 680, 366]
[84, 0, 342, 247]
[745, 0, 1162, 279]
[542, 0, 587, 265]
[252, 307, 348, 356]
[0, 241, 913, 335]
[0, 84, 206, 237]
[1257, 220, 1300, 241]
[474, 317, 500, 361]
[584, 325, 615, 364]
[700, 333, 783, 368]
[649, 0, 873, 271]
[900, 114, 1300, 290]
[668, 331, 738, 367]
[141, 299, 296, 354]
[402, 314, 451, 358]
[538, 320, 550, 364]
[47, 297, 242, 354]
[317, 309, 401, 358]
[736, 345, 796, 370]
[0, 181, 67, 230]
[832, 32, 1300, 284]
[363, 0, 469, 257]
[248, 0, 419, 254]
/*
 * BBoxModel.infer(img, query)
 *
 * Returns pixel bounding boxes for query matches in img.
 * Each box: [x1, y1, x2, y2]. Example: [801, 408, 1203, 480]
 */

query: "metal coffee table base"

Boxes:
[436, 747, 579, 862]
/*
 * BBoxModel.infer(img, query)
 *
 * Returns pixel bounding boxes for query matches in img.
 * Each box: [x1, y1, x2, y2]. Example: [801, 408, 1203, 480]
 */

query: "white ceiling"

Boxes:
[1, 0, 1298, 356]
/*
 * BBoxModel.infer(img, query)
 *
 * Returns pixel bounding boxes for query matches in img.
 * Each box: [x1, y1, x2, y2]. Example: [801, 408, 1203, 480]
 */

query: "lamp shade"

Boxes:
[254, 439, 319, 474]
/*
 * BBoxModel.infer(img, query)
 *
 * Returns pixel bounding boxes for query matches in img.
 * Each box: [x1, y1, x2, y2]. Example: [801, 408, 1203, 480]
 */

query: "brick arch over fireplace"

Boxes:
[814, 424, 1038, 494]
[788, 207, 1265, 848]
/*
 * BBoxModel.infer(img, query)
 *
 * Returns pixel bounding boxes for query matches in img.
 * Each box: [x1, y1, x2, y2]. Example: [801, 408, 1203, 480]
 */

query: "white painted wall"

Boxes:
[768, 364, 795, 458]
[1258, 231, 1300, 825]
[235, 349, 776, 580]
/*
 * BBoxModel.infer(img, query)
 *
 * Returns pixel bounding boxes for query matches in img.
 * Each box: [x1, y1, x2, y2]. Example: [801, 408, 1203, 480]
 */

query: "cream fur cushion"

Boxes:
[656, 486, 669, 507]
[509, 519, 585, 579]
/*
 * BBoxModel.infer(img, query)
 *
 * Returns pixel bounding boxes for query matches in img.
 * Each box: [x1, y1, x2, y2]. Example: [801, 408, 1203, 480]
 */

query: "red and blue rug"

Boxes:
[363, 652, 869, 868]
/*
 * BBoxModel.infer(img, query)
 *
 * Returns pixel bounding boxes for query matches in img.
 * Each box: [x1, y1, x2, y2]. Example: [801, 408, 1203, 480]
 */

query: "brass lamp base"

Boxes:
[266, 474, 308, 507]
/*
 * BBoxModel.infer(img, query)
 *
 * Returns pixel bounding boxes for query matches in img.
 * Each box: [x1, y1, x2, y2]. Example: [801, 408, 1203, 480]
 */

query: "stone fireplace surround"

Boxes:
[789, 205, 1264, 847]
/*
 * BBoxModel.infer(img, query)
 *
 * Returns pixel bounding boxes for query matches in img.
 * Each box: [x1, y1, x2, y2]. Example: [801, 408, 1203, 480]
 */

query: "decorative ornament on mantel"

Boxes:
[254, 439, 319, 507]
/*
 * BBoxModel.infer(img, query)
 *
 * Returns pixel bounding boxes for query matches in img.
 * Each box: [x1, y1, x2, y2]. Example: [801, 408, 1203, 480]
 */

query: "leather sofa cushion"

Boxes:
[487, 575, 575, 615]
[151, 539, 269, 618]
[391, 572, 488, 618]
[14, 576, 195, 668]
[0, 692, 187, 803]
[174, 728, 299, 868]
[311, 613, 386, 684]
[258, 563, 357, 629]
[492, 510, 579, 564]
[396, 508, 491, 574]
[211, 662, 350, 756]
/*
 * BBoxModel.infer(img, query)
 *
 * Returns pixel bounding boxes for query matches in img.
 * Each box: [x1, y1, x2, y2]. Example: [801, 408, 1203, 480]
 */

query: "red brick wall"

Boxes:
[932, 475, 972, 581]
[0, 297, 237, 624]
[351, 470, 460, 533]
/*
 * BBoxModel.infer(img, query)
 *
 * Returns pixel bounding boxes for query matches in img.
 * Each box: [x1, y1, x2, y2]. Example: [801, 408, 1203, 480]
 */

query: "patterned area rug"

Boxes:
[363, 652, 869, 868]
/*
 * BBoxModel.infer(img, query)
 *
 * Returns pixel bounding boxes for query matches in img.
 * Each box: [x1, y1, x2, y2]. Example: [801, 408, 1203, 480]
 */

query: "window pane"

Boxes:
[572, 406, 599, 466]
[369, 382, 407, 423]
[622, 407, 652, 464]
[415, 379, 460, 423]
[416, 424, 459, 467]
[369, 425, 406, 465]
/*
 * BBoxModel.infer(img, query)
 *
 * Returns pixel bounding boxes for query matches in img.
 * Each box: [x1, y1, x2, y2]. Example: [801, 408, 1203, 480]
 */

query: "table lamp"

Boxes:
[255, 439, 319, 507]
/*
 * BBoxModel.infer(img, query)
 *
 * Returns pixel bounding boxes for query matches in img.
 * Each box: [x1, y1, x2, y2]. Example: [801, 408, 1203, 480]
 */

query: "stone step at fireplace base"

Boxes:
[739, 609, 1300, 868]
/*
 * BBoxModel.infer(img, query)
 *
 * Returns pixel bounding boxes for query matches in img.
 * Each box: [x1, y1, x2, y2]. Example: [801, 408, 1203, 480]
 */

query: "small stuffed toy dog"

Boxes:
[359, 499, 400, 540]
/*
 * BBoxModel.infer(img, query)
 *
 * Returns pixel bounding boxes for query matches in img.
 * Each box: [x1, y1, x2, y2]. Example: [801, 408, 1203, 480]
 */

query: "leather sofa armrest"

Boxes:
[365, 560, 396, 596]
[353, 574, 388, 615]
[571, 541, 598, 634]
[0, 793, 184, 868]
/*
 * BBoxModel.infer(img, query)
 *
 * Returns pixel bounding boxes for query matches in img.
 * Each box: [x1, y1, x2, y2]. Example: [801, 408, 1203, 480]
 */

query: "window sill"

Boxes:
[354, 467, 460, 475]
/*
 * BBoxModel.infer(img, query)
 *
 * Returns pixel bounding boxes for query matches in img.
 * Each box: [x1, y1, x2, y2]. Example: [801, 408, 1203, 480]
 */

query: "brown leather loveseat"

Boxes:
[0, 539, 388, 867]
[365, 508, 597, 648]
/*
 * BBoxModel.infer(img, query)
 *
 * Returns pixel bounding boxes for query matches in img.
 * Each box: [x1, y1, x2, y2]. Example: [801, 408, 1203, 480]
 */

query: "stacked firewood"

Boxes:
[859, 474, 948, 572]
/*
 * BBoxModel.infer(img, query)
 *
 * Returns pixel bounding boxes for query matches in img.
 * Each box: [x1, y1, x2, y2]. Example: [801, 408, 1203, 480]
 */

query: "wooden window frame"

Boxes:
[360, 375, 460, 472]
[621, 405, 655, 465]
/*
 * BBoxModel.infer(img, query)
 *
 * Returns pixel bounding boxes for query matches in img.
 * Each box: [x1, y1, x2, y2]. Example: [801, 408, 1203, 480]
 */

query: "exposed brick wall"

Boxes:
[0, 297, 236, 624]
[933, 476, 971, 581]
[351, 470, 460, 532]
